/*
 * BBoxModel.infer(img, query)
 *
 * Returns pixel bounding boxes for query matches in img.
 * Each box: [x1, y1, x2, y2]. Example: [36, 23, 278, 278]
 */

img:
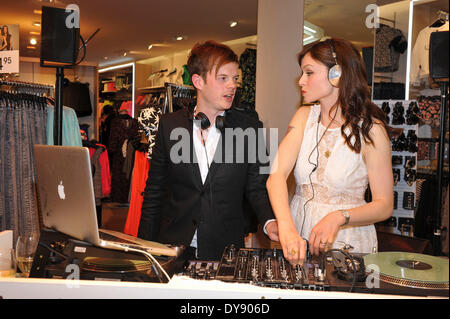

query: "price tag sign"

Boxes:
[0, 24, 20, 74]
[0, 50, 19, 74]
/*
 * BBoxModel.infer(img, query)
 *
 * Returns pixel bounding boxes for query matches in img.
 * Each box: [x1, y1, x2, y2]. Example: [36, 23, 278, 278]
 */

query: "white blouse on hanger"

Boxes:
[410, 21, 449, 85]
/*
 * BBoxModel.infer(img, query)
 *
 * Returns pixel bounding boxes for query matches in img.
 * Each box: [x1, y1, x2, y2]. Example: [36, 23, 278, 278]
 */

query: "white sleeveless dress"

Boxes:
[290, 105, 378, 254]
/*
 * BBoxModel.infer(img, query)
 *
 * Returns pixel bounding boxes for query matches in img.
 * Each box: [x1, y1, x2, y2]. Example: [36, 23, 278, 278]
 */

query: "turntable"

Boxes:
[364, 252, 449, 290]
[30, 228, 186, 283]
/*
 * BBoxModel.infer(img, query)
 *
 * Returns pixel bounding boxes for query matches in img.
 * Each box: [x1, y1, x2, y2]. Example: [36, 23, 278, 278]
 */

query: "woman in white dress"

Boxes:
[267, 38, 393, 266]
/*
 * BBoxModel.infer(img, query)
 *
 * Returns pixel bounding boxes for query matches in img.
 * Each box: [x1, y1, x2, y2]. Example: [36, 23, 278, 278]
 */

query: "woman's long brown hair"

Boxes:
[298, 38, 392, 153]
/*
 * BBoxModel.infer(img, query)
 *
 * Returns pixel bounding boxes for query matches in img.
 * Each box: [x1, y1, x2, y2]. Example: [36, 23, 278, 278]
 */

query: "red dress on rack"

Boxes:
[124, 150, 150, 236]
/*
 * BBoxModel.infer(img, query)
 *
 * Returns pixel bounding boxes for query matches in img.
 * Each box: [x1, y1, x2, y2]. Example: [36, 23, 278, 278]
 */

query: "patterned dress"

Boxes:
[290, 105, 378, 253]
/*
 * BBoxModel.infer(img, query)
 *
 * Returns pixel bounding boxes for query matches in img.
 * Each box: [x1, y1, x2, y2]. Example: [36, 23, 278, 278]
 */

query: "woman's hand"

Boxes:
[278, 221, 308, 266]
[308, 211, 344, 256]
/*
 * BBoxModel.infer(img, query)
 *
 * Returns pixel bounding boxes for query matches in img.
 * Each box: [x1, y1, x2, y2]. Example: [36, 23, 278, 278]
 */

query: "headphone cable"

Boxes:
[300, 106, 339, 235]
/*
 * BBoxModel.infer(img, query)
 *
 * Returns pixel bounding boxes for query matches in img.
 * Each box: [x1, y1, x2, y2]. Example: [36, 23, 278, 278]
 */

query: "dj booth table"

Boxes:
[0, 276, 435, 299]
[1, 230, 447, 300]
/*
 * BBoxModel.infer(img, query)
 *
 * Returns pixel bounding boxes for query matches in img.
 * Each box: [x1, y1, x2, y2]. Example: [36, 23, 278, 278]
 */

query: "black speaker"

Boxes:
[429, 31, 449, 79]
[40, 6, 80, 67]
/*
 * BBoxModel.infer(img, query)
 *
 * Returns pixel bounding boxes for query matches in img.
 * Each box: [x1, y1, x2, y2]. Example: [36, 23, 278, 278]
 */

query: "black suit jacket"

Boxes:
[138, 108, 275, 260]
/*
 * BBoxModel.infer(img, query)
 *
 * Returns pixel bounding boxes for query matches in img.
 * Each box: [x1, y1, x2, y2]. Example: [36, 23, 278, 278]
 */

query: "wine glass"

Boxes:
[15, 233, 40, 278]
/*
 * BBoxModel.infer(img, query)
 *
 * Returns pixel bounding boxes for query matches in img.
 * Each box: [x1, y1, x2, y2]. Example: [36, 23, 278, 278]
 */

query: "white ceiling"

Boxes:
[2, 0, 376, 67]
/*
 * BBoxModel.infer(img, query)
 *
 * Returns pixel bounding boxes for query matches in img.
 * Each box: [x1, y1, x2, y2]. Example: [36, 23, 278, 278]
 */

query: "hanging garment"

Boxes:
[361, 46, 374, 86]
[0, 92, 48, 243]
[137, 105, 162, 160]
[120, 100, 133, 116]
[108, 114, 139, 203]
[123, 150, 150, 236]
[46, 105, 82, 146]
[88, 146, 104, 206]
[372, 82, 405, 100]
[239, 48, 257, 107]
[63, 80, 93, 117]
[99, 145, 111, 198]
[414, 177, 438, 241]
[410, 21, 448, 85]
[83, 141, 110, 196]
[182, 64, 192, 86]
[374, 24, 407, 73]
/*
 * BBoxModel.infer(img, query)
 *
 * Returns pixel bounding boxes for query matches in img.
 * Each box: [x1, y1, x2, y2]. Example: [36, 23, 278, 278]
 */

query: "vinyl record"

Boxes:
[81, 257, 152, 273]
[364, 252, 449, 289]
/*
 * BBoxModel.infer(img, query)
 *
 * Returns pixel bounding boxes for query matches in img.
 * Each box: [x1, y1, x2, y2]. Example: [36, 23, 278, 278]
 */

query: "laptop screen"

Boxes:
[33, 144, 101, 245]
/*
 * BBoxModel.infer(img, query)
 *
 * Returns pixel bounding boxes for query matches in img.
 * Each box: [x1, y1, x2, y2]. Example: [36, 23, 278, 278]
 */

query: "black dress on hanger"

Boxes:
[108, 113, 139, 203]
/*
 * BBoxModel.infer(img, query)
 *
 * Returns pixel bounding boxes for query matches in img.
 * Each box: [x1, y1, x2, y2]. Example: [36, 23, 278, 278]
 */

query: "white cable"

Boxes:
[105, 242, 171, 282]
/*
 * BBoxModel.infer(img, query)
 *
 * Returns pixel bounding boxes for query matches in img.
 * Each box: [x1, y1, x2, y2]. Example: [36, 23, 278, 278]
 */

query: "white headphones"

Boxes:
[327, 39, 342, 87]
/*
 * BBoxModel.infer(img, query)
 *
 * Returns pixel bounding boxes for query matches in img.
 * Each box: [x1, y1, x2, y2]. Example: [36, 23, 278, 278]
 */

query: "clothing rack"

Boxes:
[0, 80, 54, 96]
[137, 85, 166, 93]
[164, 82, 195, 113]
[137, 82, 195, 113]
[379, 12, 396, 28]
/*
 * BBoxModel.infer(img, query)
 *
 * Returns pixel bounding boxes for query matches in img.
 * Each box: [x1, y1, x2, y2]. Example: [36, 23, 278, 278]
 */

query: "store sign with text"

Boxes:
[0, 24, 20, 74]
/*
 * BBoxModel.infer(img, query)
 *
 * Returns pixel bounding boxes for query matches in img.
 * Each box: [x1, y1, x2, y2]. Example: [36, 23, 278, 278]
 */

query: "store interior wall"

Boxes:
[134, 36, 258, 91]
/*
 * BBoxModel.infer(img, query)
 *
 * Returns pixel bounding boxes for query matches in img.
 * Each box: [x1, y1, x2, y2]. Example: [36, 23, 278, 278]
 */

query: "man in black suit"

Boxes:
[138, 40, 278, 260]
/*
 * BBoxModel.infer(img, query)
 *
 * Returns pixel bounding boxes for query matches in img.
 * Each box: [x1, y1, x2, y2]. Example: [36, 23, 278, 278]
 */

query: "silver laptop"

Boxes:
[33, 144, 178, 257]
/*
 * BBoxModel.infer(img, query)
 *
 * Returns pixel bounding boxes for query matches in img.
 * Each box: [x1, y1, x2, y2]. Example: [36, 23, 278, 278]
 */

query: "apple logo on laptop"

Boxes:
[57, 181, 66, 200]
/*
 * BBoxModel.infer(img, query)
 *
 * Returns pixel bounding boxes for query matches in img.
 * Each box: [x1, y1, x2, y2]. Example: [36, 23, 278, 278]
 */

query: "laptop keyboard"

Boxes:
[99, 230, 135, 244]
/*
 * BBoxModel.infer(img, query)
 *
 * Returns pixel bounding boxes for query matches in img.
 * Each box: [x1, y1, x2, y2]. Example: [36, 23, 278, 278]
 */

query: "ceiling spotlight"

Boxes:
[30, 38, 37, 45]
[230, 21, 238, 28]
[148, 44, 153, 50]
[104, 57, 108, 60]
[123, 52, 127, 56]
[30, 31, 40, 35]
[27, 46, 36, 49]
[33, 9, 42, 15]
[176, 36, 183, 41]
[32, 22, 41, 27]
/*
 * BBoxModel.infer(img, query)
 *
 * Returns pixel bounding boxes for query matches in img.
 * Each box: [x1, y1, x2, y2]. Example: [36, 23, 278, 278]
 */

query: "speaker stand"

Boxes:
[54, 67, 65, 146]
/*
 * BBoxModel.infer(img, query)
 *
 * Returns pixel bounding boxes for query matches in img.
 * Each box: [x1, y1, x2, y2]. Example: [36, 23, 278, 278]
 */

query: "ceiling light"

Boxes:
[33, 10, 42, 15]
[148, 44, 153, 50]
[123, 52, 127, 56]
[303, 25, 316, 34]
[30, 38, 37, 45]
[230, 21, 238, 28]
[104, 57, 108, 60]
[30, 31, 40, 35]
[303, 35, 314, 43]
[303, 21, 324, 45]
[27, 46, 36, 49]
[32, 22, 41, 27]
[176, 36, 183, 41]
